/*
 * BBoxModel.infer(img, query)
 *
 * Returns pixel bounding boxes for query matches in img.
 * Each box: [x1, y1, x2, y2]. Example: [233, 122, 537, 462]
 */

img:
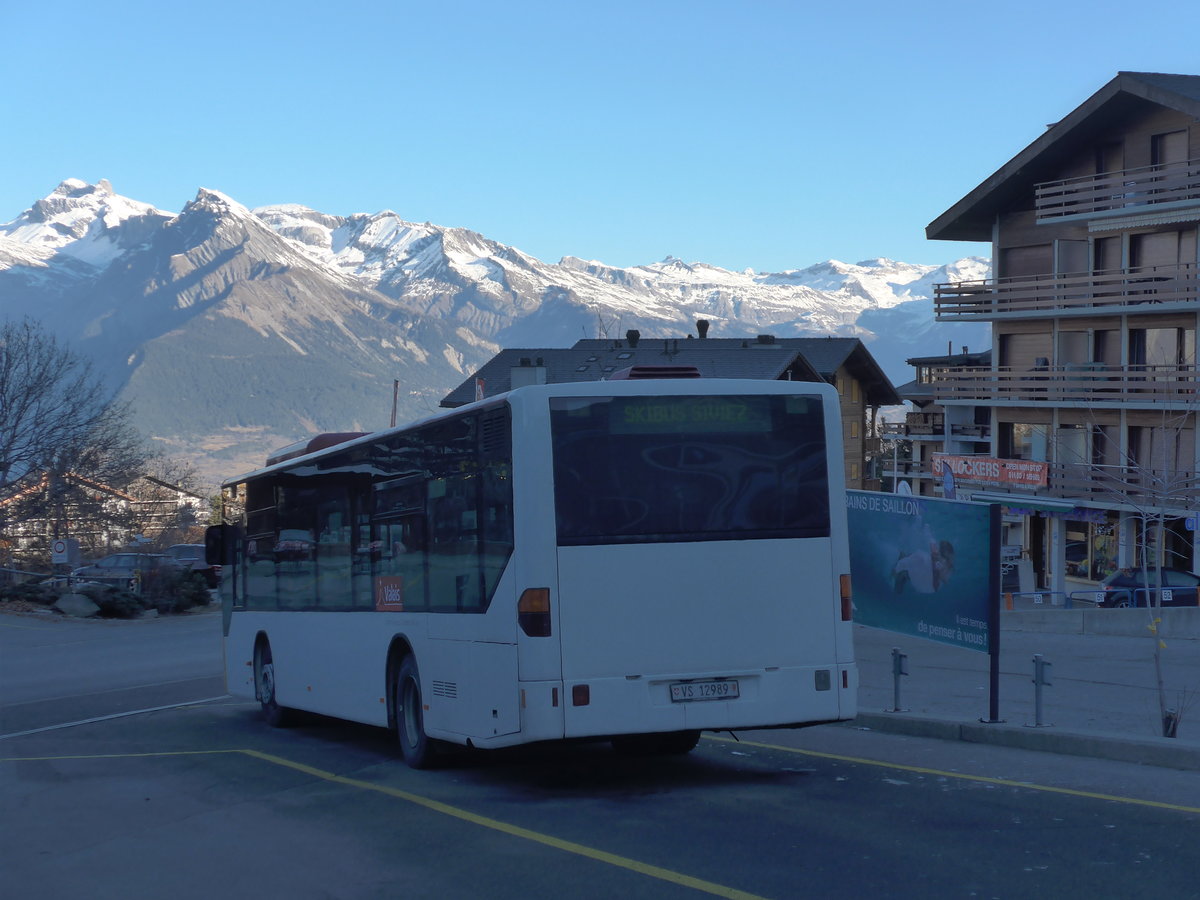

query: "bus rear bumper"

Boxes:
[557, 664, 857, 740]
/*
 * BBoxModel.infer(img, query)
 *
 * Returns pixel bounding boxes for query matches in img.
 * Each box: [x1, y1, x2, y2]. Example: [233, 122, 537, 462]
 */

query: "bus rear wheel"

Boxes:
[611, 730, 702, 756]
[395, 656, 438, 769]
[255, 641, 292, 728]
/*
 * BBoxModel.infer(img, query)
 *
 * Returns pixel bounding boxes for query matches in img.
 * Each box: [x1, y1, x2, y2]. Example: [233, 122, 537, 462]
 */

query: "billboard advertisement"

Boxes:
[847, 490, 998, 654]
[931, 453, 1048, 488]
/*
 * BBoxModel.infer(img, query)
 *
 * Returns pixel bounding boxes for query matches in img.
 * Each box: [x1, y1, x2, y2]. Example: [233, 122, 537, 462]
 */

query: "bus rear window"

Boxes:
[550, 394, 830, 545]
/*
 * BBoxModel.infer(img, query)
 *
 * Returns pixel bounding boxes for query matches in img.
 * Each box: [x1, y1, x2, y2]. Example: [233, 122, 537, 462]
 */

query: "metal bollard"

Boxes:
[1031, 654, 1053, 727]
[890, 647, 909, 712]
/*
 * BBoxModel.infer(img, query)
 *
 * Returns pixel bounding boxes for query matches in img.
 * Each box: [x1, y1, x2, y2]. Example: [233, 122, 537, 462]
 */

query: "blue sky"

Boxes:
[2, 0, 1198, 273]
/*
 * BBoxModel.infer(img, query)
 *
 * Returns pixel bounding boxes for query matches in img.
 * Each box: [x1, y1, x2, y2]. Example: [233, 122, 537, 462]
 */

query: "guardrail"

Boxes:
[1004, 588, 1200, 609]
[1003, 590, 1105, 610]
[0, 566, 51, 587]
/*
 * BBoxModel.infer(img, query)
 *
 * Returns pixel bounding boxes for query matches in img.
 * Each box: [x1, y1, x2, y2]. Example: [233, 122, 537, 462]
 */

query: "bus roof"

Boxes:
[223, 377, 835, 486]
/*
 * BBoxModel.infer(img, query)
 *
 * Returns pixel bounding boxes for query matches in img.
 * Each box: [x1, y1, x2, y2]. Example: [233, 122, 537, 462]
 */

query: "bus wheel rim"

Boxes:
[402, 677, 420, 749]
[261, 663, 275, 706]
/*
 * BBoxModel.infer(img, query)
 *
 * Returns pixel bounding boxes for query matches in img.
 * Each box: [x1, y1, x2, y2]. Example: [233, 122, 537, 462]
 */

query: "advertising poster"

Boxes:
[847, 490, 997, 654]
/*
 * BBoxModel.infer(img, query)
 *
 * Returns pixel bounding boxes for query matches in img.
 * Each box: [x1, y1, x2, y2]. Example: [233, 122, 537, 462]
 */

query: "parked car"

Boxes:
[72, 553, 177, 588]
[1099, 568, 1200, 608]
[165, 543, 221, 588]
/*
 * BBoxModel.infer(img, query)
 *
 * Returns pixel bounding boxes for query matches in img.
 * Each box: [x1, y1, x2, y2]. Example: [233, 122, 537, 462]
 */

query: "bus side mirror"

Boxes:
[205, 524, 236, 566]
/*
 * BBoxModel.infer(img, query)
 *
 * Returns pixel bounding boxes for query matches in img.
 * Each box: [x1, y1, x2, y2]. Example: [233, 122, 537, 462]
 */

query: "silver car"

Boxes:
[72, 552, 176, 588]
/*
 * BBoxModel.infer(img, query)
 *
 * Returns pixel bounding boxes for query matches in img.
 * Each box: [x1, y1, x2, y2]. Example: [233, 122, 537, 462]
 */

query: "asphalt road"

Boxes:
[2, 609, 1199, 899]
[0, 607, 225, 736]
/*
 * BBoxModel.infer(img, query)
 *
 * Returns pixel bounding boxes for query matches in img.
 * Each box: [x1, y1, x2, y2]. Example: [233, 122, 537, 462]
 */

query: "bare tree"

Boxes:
[0, 318, 149, 564]
[1057, 403, 1199, 737]
[133, 455, 214, 548]
[0, 318, 120, 489]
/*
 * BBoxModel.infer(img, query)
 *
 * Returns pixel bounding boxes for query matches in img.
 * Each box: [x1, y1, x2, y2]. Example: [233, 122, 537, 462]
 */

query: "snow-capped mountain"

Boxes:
[0, 180, 989, 482]
[253, 200, 988, 383]
[258, 200, 990, 345]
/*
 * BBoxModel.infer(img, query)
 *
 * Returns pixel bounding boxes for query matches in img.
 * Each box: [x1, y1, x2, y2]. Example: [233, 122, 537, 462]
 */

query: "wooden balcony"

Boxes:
[878, 458, 933, 479]
[1035, 157, 1200, 222]
[1047, 462, 1200, 508]
[981, 462, 1200, 511]
[879, 458, 1198, 510]
[881, 413, 944, 438]
[933, 364, 1199, 408]
[934, 263, 1199, 320]
[950, 423, 990, 439]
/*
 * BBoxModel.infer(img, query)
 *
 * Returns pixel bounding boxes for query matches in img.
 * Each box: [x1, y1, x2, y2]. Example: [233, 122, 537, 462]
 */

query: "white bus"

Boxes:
[210, 376, 856, 767]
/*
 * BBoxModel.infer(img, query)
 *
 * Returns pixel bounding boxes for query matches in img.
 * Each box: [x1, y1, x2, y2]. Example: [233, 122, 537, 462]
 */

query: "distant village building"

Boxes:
[0, 472, 207, 567]
[885, 348, 993, 495]
[442, 329, 901, 491]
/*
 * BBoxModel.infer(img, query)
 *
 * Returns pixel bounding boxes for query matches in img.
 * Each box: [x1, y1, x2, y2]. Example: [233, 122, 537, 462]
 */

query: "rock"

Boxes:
[54, 593, 100, 618]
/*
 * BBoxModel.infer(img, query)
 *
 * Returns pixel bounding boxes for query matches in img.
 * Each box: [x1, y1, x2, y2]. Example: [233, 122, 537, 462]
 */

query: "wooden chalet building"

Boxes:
[441, 330, 901, 491]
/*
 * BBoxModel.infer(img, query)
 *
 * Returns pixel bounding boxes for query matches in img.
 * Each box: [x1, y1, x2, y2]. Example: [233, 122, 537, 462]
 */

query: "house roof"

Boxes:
[904, 349, 991, 368]
[632, 336, 901, 405]
[441, 335, 901, 407]
[927, 72, 1200, 242]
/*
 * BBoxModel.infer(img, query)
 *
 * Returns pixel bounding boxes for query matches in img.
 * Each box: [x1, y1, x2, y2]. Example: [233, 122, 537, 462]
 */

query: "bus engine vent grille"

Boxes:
[432, 680, 458, 699]
[480, 411, 510, 454]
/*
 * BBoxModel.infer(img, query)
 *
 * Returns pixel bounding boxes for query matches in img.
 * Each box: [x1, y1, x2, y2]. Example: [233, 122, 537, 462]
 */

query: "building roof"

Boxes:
[927, 72, 1200, 242]
[904, 349, 991, 368]
[639, 336, 901, 405]
[440, 335, 901, 407]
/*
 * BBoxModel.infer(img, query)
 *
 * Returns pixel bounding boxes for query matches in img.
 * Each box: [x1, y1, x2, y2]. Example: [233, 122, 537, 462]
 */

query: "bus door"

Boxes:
[373, 515, 427, 611]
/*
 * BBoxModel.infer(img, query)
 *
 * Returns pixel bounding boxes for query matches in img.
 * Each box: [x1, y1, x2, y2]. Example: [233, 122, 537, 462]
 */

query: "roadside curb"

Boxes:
[850, 711, 1200, 772]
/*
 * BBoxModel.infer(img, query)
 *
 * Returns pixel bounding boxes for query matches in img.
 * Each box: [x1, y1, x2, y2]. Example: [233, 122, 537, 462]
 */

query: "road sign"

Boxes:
[51, 538, 80, 565]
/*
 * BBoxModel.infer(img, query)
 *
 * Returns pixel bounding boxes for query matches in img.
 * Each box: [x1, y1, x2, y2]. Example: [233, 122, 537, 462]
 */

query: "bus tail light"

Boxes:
[840, 574, 853, 621]
[518, 587, 552, 637]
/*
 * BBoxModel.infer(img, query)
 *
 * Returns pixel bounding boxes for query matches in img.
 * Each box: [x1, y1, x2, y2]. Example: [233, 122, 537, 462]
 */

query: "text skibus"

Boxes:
[210, 378, 856, 767]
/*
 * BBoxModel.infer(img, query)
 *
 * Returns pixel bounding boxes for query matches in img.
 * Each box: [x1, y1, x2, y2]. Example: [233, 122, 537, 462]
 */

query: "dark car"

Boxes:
[165, 543, 221, 588]
[1098, 568, 1200, 608]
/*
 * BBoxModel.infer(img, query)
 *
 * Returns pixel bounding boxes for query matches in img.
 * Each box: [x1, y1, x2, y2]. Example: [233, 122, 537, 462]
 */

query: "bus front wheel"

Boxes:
[255, 641, 292, 728]
[395, 656, 437, 769]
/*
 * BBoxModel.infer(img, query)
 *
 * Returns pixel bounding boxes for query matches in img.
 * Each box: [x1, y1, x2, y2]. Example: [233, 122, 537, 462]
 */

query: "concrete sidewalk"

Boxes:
[851, 619, 1200, 770]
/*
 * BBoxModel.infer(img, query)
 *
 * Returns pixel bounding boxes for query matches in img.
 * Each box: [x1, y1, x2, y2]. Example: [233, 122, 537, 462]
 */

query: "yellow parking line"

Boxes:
[705, 735, 1200, 815]
[1, 748, 767, 900]
[240, 749, 765, 899]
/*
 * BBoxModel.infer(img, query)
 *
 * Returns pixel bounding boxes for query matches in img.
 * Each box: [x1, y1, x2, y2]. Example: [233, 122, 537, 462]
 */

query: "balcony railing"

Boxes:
[982, 462, 1199, 510]
[933, 364, 1199, 406]
[878, 458, 933, 479]
[1047, 462, 1200, 508]
[950, 423, 990, 439]
[878, 459, 1199, 509]
[881, 413, 945, 438]
[934, 262, 1199, 319]
[1035, 157, 1200, 222]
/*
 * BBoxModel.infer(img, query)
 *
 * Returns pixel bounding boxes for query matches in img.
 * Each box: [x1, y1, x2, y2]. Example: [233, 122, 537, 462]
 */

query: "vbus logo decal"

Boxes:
[374, 577, 405, 611]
